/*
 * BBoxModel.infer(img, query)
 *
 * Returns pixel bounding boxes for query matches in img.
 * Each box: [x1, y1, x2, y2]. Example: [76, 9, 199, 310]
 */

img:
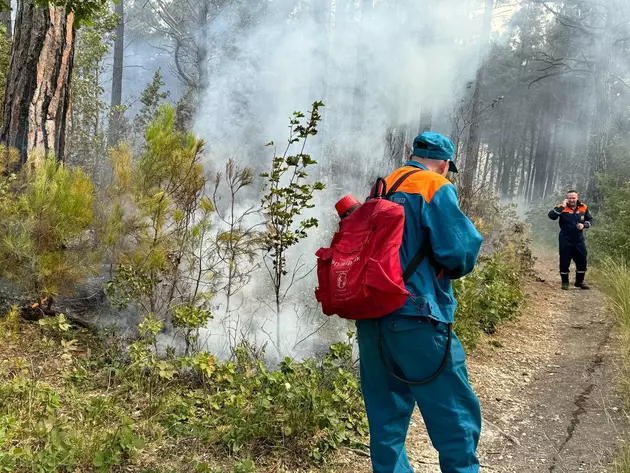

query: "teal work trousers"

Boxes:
[356, 314, 481, 473]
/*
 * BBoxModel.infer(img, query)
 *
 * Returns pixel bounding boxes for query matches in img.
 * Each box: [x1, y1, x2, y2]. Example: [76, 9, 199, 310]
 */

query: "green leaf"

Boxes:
[93, 451, 105, 467]
[132, 436, 146, 449]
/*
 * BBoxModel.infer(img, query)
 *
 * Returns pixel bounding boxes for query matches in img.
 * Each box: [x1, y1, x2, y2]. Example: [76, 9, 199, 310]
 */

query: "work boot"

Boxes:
[561, 272, 569, 290]
[575, 271, 590, 290]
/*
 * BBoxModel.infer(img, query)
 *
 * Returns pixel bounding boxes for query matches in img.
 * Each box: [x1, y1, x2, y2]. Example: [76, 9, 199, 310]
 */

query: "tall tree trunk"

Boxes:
[383, 125, 407, 169]
[532, 112, 550, 200]
[512, 127, 526, 196]
[350, 0, 370, 132]
[523, 117, 538, 201]
[544, 109, 561, 198]
[481, 146, 491, 188]
[1, 0, 74, 167]
[544, 147, 556, 199]
[311, 0, 330, 174]
[459, 0, 493, 212]
[586, 6, 614, 203]
[108, 0, 124, 147]
[196, 0, 209, 92]
[417, 105, 432, 134]
[500, 97, 527, 199]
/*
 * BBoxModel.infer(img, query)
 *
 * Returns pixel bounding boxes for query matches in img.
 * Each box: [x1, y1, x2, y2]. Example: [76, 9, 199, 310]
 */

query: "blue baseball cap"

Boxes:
[411, 132, 458, 173]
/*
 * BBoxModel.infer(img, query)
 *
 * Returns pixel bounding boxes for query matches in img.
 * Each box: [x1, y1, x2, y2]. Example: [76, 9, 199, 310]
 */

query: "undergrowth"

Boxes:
[0, 102, 535, 472]
[453, 200, 533, 349]
[0, 316, 367, 473]
[0, 225, 531, 472]
[589, 176, 630, 265]
[453, 250, 526, 349]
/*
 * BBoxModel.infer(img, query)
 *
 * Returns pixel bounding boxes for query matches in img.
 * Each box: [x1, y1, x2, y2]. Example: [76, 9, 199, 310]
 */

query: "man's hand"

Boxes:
[577, 223, 584, 230]
[562, 199, 568, 207]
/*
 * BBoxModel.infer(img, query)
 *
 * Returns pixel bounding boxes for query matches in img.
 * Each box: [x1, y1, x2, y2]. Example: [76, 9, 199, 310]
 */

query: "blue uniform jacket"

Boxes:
[377, 161, 483, 324]
[548, 201, 593, 246]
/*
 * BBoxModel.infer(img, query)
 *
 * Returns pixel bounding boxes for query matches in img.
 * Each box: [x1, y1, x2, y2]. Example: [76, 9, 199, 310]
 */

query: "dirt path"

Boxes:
[335, 251, 628, 472]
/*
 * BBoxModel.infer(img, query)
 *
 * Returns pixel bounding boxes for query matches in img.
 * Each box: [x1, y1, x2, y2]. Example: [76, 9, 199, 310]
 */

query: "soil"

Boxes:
[334, 251, 629, 473]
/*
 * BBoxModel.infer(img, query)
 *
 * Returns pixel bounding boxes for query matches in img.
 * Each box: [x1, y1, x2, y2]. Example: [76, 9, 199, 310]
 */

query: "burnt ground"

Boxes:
[333, 251, 629, 472]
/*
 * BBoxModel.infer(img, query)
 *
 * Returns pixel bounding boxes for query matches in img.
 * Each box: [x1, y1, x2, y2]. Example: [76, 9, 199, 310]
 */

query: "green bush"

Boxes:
[589, 177, 630, 264]
[0, 318, 366, 472]
[453, 249, 526, 349]
[452, 193, 532, 350]
[0, 151, 99, 301]
[160, 338, 366, 462]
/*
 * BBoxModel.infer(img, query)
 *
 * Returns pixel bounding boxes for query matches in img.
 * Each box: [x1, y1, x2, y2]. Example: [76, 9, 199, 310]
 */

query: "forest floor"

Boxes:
[1, 250, 627, 473]
[334, 250, 629, 473]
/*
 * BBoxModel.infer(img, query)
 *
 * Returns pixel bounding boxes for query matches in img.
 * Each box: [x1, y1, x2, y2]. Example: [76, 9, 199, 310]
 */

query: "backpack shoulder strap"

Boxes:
[369, 177, 388, 199]
[370, 167, 420, 200]
[371, 167, 436, 281]
[385, 169, 420, 198]
[375, 167, 427, 281]
[402, 237, 430, 282]
[402, 229, 446, 282]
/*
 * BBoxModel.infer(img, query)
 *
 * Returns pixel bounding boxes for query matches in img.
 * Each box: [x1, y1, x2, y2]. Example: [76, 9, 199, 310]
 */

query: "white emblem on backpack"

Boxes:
[337, 272, 348, 289]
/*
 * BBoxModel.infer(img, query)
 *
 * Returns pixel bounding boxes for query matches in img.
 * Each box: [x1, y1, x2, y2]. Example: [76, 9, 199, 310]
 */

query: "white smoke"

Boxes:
[192, 0, 516, 361]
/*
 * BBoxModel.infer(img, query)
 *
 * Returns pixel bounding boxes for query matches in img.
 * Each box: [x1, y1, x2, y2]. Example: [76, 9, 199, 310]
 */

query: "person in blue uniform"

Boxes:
[548, 190, 594, 290]
[357, 132, 484, 473]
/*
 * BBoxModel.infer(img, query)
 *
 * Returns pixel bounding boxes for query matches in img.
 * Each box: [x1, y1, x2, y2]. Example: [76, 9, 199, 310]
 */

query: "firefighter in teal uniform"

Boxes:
[356, 132, 483, 473]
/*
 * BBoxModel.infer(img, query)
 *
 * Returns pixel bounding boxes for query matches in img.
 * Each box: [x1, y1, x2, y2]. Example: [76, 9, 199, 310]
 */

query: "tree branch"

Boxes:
[540, 2, 600, 38]
[528, 69, 591, 88]
[613, 74, 630, 90]
[293, 319, 330, 350]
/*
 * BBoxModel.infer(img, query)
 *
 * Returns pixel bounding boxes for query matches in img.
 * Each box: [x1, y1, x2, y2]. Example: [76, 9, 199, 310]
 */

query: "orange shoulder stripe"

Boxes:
[384, 166, 450, 203]
[562, 204, 588, 213]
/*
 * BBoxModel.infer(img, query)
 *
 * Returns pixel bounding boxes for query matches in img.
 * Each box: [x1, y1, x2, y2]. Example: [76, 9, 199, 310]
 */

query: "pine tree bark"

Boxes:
[1, 0, 75, 168]
[196, 0, 209, 92]
[523, 115, 538, 201]
[107, 0, 124, 147]
[543, 112, 561, 198]
[532, 112, 551, 200]
[459, 0, 493, 212]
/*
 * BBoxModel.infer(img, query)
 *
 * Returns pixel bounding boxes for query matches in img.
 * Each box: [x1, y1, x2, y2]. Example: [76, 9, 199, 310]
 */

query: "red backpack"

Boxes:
[315, 170, 428, 320]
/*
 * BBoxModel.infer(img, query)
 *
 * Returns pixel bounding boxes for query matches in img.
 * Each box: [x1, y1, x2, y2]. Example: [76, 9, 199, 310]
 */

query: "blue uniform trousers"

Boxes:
[559, 237, 587, 274]
[356, 314, 481, 473]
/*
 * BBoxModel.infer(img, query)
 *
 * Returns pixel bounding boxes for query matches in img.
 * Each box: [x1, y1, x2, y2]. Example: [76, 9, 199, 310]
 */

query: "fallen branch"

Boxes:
[19, 298, 98, 332]
[61, 313, 98, 332]
[344, 446, 370, 458]
[483, 417, 522, 447]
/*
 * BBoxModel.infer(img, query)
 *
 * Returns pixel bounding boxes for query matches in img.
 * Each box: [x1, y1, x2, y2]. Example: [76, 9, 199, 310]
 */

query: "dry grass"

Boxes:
[595, 258, 630, 473]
